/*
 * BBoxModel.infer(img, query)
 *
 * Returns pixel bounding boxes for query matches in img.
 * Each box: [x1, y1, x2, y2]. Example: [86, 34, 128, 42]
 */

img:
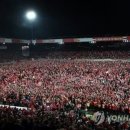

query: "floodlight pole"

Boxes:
[31, 23, 34, 44]
[25, 11, 37, 44]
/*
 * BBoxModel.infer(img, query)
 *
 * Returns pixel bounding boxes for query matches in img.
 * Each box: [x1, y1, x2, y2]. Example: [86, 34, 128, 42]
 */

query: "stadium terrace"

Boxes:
[0, 36, 130, 130]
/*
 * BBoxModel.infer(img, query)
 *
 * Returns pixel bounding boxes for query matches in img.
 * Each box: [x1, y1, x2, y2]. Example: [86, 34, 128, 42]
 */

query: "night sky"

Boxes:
[0, 0, 129, 39]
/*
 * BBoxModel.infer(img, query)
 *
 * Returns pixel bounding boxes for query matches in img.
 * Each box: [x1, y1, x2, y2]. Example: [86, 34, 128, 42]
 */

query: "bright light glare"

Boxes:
[26, 11, 37, 21]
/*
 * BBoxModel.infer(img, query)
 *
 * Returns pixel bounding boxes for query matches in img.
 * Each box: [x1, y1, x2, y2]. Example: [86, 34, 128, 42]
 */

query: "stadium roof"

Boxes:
[0, 36, 129, 44]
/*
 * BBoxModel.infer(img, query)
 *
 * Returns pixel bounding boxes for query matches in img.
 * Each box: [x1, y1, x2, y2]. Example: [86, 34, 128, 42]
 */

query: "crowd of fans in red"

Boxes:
[0, 50, 129, 63]
[0, 55, 130, 129]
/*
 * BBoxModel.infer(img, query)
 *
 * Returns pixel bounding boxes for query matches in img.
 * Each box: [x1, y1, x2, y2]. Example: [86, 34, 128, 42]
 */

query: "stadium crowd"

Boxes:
[0, 58, 130, 129]
[0, 50, 130, 62]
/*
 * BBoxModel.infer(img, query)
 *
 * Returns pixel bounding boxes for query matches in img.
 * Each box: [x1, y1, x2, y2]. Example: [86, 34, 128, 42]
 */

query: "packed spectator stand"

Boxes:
[0, 40, 130, 129]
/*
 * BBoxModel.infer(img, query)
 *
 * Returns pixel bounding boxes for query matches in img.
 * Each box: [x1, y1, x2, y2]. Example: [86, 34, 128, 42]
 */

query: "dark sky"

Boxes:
[0, 0, 129, 39]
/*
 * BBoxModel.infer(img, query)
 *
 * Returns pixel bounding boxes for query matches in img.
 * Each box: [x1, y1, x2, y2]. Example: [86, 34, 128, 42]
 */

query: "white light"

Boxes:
[26, 11, 37, 21]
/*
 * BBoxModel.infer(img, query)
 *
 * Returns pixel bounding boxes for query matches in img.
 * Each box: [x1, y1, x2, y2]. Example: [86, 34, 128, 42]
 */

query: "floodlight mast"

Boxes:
[26, 11, 37, 44]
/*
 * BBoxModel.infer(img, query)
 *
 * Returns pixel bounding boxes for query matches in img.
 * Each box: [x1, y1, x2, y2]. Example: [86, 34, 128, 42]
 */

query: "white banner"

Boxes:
[0, 104, 27, 110]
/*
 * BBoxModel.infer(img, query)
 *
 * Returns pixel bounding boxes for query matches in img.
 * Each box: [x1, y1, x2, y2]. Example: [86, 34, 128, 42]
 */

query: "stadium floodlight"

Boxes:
[26, 10, 37, 21]
[25, 10, 37, 43]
